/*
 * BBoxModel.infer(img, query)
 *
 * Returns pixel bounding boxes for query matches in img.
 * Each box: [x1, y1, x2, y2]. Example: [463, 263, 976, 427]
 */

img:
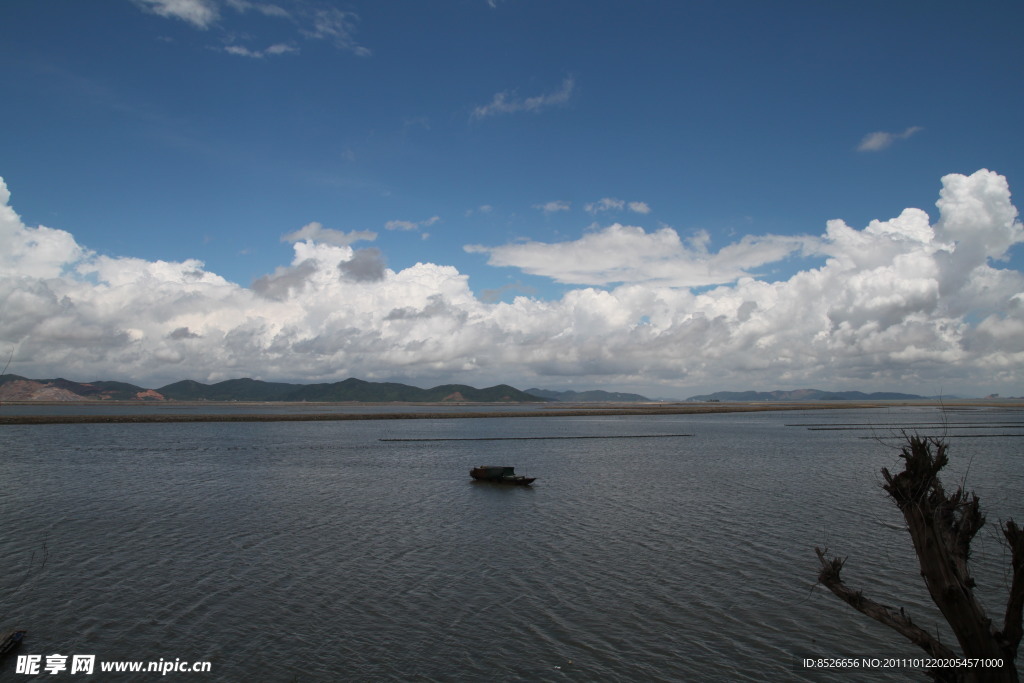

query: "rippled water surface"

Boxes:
[1, 407, 1022, 681]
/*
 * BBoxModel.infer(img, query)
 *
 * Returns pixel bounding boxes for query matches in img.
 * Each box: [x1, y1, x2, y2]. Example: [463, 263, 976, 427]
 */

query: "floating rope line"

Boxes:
[380, 433, 694, 442]
[858, 434, 1024, 439]
[807, 424, 1024, 431]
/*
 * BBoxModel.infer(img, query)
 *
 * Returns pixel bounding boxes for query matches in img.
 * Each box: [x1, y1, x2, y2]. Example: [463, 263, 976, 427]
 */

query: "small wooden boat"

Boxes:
[470, 466, 535, 485]
[0, 629, 26, 659]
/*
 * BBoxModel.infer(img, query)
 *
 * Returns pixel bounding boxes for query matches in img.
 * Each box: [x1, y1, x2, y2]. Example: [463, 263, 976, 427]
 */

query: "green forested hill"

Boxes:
[156, 377, 546, 402]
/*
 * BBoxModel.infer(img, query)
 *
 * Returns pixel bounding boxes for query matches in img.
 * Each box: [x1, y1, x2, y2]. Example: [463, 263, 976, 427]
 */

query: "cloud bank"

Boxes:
[1, 170, 1022, 395]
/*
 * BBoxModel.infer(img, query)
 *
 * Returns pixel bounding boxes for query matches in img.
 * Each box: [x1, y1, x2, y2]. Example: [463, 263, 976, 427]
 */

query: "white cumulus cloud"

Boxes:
[282, 221, 376, 246]
[584, 197, 624, 214]
[1, 169, 1021, 396]
[466, 224, 814, 287]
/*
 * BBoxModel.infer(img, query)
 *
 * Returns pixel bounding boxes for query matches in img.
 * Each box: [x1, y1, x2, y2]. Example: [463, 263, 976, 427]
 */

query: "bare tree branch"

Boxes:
[817, 435, 1021, 682]
[815, 547, 956, 659]
[1000, 519, 1024, 657]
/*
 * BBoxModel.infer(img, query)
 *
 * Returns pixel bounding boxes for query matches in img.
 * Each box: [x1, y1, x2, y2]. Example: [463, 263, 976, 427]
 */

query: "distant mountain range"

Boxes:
[0, 375, 165, 401]
[159, 377, 544, 403]
[0, 375, 544, 403]
[0, 376, 657, 403]
[0, 374, 973, 404]
[524, 388, 652, 402]
[686, 389, 931, 402]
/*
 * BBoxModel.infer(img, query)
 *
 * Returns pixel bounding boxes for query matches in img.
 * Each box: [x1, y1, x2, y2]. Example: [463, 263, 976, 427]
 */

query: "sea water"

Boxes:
[1, 406, 1021, 681]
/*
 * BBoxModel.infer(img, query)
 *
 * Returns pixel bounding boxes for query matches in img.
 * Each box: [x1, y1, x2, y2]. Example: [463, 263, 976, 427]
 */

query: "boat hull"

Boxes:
[0, 629, 26, 659]
[470, 466, 535, 485]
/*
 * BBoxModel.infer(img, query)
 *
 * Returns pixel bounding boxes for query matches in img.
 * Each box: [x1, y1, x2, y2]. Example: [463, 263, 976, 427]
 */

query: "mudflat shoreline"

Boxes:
[1, 400, 1017, 425]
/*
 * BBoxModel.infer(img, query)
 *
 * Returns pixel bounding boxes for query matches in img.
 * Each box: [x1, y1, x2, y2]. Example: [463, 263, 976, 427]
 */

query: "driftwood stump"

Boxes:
[816, 435, 1024, 683]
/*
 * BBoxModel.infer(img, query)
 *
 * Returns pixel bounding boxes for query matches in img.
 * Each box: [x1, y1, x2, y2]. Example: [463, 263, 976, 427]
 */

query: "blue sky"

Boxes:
[1, 0, 1023, 397]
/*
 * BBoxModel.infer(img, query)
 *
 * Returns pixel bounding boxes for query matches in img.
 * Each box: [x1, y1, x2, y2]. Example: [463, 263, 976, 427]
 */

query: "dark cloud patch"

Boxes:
[384, 294, 467, 323]
[252, 259, 319, 300]
[169, 326, 201, 339]
[339, 247, 386, 282]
